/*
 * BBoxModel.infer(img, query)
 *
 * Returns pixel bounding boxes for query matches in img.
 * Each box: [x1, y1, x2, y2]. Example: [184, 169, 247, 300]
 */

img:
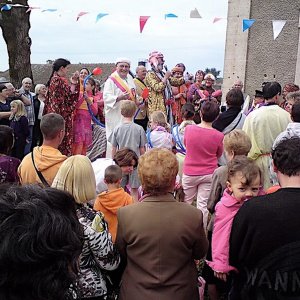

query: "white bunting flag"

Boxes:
[272, 20, 286, 40]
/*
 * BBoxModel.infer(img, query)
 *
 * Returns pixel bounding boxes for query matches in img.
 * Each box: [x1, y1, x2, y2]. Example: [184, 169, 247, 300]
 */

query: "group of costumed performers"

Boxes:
[44, 54, 221, 159]
[144, 51, 185, 126]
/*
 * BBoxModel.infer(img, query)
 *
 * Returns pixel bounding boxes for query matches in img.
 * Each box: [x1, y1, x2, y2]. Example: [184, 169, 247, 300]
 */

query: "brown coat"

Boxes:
[116, 193, 208, 300]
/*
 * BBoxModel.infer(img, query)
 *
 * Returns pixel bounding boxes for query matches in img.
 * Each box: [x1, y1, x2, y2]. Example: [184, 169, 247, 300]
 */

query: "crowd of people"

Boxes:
[0, 51, 300, 300]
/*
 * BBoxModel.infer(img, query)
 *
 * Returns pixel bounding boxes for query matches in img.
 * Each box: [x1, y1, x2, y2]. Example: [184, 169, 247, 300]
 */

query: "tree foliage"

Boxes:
[0, 0, 33, 88]
[205, 68, 221, 79]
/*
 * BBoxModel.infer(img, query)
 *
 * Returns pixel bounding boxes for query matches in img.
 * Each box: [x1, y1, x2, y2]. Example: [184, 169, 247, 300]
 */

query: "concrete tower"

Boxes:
[222, 0, 300, 98]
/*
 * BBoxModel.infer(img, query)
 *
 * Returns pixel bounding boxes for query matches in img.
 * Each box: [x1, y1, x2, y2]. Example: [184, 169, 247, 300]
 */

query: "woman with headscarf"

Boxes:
[103, 58, 137, 157]
[145, 51, 184, 125]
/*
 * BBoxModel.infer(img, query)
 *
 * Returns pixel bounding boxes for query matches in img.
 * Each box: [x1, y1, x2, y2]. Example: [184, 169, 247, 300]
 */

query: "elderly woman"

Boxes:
[116, 148, 208, 300]
[103, 58, 136, 157]
[52, 155, 120, 300]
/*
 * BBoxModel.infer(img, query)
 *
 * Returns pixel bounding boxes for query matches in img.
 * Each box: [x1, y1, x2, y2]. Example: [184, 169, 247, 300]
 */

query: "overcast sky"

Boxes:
[0, 0, 228, 75]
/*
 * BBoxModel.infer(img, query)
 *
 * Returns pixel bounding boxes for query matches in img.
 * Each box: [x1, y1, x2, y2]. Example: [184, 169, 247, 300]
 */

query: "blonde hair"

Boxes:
[138, 148, 178, 195]
[223, 129, 251, 156]
[150, 111, 169, 130]
[34, 84, 46, 95]
[52, 155, 96, 204]
[120, 100, 137, 118]
[10, 100, 27, 118]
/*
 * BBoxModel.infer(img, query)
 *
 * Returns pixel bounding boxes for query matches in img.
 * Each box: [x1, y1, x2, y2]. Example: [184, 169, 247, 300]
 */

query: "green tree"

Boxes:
[0, 0, 33, 87]
[205, 68, 221, 79]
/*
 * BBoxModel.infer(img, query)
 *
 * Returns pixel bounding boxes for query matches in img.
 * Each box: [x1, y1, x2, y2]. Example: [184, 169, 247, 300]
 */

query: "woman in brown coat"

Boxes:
[116, 148, 208, 300]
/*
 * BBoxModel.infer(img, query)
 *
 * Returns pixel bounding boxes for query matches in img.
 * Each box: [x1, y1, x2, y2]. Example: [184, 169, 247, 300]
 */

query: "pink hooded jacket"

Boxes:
[206, 188, 264, 273]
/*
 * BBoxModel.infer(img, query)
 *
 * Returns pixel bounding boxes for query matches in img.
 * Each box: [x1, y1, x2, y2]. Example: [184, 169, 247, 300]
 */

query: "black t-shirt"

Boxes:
[229, 188, 300, 299]
[0, 98, 11, 126]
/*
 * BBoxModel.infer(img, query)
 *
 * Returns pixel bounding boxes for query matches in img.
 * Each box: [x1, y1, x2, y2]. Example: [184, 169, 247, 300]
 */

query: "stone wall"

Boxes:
[245, 0, 300, 95]
[222, 0, 300, 102]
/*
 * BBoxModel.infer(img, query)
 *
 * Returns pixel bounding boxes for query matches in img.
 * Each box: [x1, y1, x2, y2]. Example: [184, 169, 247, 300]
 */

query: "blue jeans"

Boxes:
[24, 125, 33, 155]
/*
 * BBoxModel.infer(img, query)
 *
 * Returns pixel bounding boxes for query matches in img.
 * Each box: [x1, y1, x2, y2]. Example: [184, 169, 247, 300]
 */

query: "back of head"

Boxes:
[114, 148, 138, 168]
[181, 103, 195, 120]
[120, 100, 137, 118]
[291, 102, 300, 122]
[138, 148, 178, 195]
[200, 99, 220, 122]
[52, 155, 96, 204]
[286, 91, 300, 103]
[41, 113, 65, 140]
[150, 110, 167, 127]
[0, 125, 14, 155]
[0, 185, 83, 300]
[104, 165, 122, 184]
[0, 83, 7, 93]
[272, 137, 300, 176]
[227, 156, 262, 186]
[263, 81, 282, 100]
[226, 88, 244, 107]
[223, 129, 252, 156]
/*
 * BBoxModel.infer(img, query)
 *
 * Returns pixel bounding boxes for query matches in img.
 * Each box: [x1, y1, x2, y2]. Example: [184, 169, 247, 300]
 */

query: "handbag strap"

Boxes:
[31, 151, 50, 187]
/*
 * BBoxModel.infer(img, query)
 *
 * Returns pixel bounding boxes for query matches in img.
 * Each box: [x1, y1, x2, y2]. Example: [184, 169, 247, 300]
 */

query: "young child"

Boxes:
[172, 103, 195, 154]
[10, 100, 29, 160]
[72, 77, 98, 155]
[147, 110, 173, 150]
[93, 165, 133, 242]
[203, 129, 252, 300]
[109, 100, 147, 202]
[207, 156, 264, 282]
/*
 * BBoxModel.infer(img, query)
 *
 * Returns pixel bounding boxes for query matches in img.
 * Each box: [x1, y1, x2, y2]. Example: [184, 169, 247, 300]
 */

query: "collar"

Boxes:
[142, 192, 176, 202]
[221, 188, 243, 207]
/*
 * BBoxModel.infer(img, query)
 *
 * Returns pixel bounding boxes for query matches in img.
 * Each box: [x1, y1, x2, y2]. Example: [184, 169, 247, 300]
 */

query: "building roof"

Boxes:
[0, 63, 116, 87]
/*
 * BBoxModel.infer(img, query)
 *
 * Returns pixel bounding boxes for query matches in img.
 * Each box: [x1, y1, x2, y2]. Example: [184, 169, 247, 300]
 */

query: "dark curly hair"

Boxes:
[0, 185, 83, 300]
[272, 136, 300, 177]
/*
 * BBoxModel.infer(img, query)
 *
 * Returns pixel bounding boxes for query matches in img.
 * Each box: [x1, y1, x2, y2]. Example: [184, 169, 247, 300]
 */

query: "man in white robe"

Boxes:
[103, 58, 136, 157]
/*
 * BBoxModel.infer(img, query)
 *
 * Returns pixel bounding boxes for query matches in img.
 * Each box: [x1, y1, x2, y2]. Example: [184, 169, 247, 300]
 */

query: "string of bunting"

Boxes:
[0, 3, 295, 38]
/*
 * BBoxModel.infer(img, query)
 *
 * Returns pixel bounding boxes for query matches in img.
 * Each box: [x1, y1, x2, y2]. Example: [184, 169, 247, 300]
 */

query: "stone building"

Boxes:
[222, 0, 300, 99]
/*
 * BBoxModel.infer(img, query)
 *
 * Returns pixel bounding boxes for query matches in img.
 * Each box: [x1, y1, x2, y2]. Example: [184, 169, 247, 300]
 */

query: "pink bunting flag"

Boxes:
[139, 16, 150, 33]
[26, 6, 40, 13]
[213, 17, 222, 23]
[76, 11, 89, 21]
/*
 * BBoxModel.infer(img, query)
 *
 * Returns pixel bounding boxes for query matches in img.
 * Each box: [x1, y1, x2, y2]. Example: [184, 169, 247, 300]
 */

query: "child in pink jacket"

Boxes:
[206, 156, 264, 282]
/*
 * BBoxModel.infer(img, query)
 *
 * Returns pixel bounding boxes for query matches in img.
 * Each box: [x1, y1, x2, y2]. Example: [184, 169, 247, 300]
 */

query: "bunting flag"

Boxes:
[26, 6, 40, 13]
[96, 13, 108, 23]
[272, 20, 286, 40]
[213, 17, 223, 23]
[42, 9, 57, 12]
[1, 4, 12, 11]
[139, 16, 150, 33]
[243, 19, 256, 32]
[190, 8, 201, 19]
[165, 13, 178, 19]
[76, 11, 89, 21]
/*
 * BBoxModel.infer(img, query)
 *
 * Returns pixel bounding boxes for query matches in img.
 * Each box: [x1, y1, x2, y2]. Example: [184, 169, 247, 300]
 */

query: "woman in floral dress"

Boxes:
[44, 58, 80, 156]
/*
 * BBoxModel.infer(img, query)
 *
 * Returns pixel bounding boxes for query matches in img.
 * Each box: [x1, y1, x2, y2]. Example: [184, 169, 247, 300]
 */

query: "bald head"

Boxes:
[233, 80, 243, 90]
[136, 66, 147, 81]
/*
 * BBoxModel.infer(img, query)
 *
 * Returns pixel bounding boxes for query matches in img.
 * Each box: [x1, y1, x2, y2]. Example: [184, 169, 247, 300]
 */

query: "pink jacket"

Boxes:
[207, 188, 264, 273]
